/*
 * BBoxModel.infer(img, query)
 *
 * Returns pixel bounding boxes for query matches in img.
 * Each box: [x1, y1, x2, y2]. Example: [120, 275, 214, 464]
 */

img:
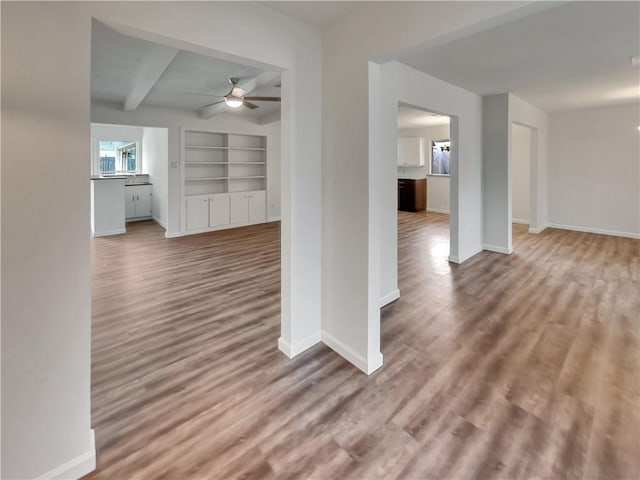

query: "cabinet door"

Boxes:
[186, 196, 210, 231]
[209, 193, 230, 227]
[248, 191, 266, 223]
[125, 190, 137, 219]
[136, 186, 152, 217]
[229, 192, 249, 224]
[398, 138, 424, 167]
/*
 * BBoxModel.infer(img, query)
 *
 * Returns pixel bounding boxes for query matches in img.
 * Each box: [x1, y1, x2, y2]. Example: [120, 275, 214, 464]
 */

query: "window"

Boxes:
[431, 139, 450, 175]
[97, 140, 139, 175]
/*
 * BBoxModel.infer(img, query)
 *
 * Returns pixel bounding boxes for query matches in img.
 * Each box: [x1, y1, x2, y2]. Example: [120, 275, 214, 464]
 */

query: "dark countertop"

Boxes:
[91, 176, 127, 180]
[125, 182, 152, 186]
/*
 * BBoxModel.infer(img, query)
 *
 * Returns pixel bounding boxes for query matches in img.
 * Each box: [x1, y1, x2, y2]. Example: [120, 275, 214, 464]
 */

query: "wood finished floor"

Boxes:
[86, 213, 639, 480]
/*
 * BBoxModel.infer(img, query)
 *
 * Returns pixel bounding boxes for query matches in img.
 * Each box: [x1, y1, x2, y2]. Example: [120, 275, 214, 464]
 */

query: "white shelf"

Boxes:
[229, 147, 266, 151]
[185, 145, 228, 150]
[185, 177, 229, 181]
[231, 176, 266, 180]
[185, 162, 227, 165]
[229, 162, 266, 165]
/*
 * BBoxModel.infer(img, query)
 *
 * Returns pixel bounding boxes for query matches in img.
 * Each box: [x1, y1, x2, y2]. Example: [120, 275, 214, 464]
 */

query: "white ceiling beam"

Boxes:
[123, 47, 179, 111]
[199, 102, 228, 119]
[237, 71, 280, 94]
[257, 110, 281, 125]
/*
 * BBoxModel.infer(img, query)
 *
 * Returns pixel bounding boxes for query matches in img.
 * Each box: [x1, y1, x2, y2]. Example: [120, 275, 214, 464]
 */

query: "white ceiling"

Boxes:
[398, 106, 449, 129]
[263, 1, 366, 28]
[397, 1, 640, 112]
[91, 21, 281, 120]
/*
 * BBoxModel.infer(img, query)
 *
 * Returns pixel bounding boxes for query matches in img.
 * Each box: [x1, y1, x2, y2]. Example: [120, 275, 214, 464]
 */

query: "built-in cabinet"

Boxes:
[182, 129, 267, 233]
[125, 184, 152, 220]
[397, 137, 425, 167]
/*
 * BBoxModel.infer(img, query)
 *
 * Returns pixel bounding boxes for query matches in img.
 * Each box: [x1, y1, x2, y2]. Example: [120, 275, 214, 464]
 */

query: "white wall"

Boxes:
[1, 2, 321, 478]
[92, 102, 282, 234]
[322, 1, 531, 374]
[482, 93, 549, 252]
[142, 127, 169, 228]
[397, 123, 451, 213]
[548, 102, 640, 238]
[377, 61, 484, 300]
[511, 123, 531, 223]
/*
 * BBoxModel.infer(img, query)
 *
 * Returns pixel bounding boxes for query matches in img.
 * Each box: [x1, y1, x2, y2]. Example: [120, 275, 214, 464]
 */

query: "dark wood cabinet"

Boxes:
[398, 178, 427, 212]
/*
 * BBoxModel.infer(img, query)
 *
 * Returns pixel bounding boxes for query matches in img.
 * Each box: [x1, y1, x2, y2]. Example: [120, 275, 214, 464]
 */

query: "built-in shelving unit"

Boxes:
[182, 129, 268, 233]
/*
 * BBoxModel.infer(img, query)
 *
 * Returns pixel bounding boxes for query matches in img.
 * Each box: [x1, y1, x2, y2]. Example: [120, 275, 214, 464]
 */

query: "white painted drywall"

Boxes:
[142, 127, 169, 228]
[1, 2, 321, 478]
[398, 124, 451, 213]
[91, 102, 282, 234]
[377, 61, 484, 302]
[91, 179, 126, 235]
[322, 1, 529, 374]
[548, 102, 640, 237]
[511, 123, 531, 223]
[509, 94, 549, 233]
[483, 93, 549, 252]
[483, 94, 512, 252]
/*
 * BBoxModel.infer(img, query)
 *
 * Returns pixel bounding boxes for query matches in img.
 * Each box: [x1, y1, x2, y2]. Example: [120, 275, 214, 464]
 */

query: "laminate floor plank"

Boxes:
[84, 213, 639, 480]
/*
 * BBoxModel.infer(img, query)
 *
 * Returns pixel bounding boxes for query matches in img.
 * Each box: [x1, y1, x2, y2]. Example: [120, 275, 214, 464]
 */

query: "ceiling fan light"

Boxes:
[224, 95, 243, 108]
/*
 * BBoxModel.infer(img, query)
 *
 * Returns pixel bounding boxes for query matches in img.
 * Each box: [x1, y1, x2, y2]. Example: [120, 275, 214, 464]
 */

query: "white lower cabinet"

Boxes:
[186, 196, 210, 231]
[248, 191, 266, 223]
[125, 185, 152, 220]
[186, 191, 264, 232]
[209, 193, 230, 227]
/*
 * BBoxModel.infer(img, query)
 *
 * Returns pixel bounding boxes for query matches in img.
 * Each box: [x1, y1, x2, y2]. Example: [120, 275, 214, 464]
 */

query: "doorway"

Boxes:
[511, 122, 535, 249]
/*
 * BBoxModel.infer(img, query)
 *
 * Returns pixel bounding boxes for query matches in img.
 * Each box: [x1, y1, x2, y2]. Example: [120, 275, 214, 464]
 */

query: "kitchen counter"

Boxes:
[125, 182, 152, 186]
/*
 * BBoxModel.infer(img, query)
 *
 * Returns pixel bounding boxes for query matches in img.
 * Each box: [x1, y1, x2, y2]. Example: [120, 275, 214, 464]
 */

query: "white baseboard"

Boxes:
[164, 231, 183, 238]
[546, 223, 640, 239]
[448, 246, 483, 265]
[92, 228, 126, 237]
[37, 429, 95, 480]
[427, 208, 450, 214]
[483, 243, 513, 255]
[321, 330, 383, 375]
[152, 215, 167, 229]
[529, 224, 547, 234]
[379, 288, 400, 307]
[512, 219, 530, 225]
[268, 216, 281, 222]
[278, 331, 321, 358]
[448, 254, 460, 264]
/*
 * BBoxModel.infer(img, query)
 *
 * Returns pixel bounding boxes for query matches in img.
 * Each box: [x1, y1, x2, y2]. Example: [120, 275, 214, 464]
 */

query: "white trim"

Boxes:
[512, 218, 530, 225]
[278, 331, 321, 358]
[483, 243, 513, 255]
[164, 231, 182, 238]
[449, 246, 483, 265]
[546, 223, 640, 240]
[37, 429, 95, 480]
[152, 215, 167, 229]
[321, 330, 384, 375]
[379, 288, 400, 307]
[92, 228, 126, 237]
[529, 224, 547, 234]
[268, 216, 281, 222]
[427, 208, 450, 214]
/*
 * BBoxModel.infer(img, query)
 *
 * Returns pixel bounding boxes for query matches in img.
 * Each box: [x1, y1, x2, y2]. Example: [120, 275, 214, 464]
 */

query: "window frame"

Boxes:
[92, 139, 142, 176]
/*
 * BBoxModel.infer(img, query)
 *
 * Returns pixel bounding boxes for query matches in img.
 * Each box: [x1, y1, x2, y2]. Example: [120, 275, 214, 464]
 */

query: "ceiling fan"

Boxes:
[186, 77, 280, 110]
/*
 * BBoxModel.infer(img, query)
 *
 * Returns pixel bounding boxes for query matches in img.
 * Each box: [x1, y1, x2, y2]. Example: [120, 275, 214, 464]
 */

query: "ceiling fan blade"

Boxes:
[185, 91, 223, 97]
[203, 100, 224, 108]
[243, 101, 259, 110]
[243, 96, 281, 102]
